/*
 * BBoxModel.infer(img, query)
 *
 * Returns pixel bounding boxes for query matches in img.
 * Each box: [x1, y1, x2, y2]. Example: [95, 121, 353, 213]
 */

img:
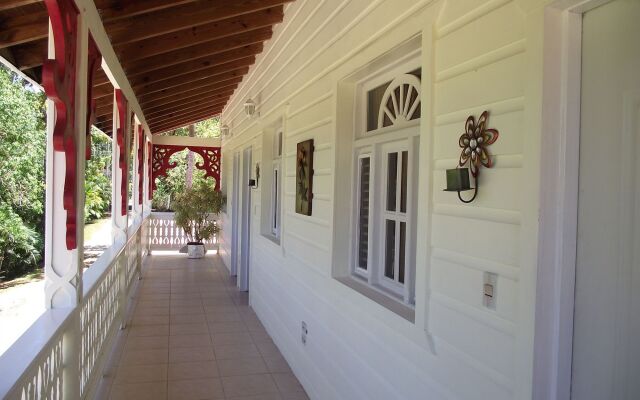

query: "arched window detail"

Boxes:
[377, 73, 421, 130]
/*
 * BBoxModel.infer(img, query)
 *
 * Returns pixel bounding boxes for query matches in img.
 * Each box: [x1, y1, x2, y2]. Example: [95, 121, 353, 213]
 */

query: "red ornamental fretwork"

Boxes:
[151, 145, 221, 193]
[147, 141, 153, 200]
[115, 89, 129, 216]
[42, 0, 80, 250]
[137, 125, 144, 204]
[85, 34, 101, 160]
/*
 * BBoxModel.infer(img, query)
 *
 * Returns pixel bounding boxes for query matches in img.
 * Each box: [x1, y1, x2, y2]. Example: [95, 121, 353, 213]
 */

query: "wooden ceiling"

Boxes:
[0, 0, 292, 135]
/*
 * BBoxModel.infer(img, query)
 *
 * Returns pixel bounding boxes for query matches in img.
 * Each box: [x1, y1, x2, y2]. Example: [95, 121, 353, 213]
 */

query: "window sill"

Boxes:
[261, 233, 281, 246]
[335, 276, 415, 322]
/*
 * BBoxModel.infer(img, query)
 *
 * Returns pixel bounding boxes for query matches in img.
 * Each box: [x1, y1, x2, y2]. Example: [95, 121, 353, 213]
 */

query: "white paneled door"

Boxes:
[572, 1, 640, 399]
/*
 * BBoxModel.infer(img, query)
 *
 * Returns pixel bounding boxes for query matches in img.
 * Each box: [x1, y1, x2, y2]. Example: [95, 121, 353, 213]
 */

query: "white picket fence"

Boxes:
[148, 212, 218, 251]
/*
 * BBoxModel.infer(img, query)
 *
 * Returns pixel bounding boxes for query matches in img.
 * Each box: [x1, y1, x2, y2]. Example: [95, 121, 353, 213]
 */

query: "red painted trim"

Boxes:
[151, 145, 221, 194]
[137, 125, 144, 204]
[147, 141, 153, 200]
[42, 0, 79, 250]
[115, 89, 128, 216]
[85, 34, 101, 160]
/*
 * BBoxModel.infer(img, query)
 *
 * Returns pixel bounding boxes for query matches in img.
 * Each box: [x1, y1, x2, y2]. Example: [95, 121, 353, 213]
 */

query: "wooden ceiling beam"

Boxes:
[133, 64, 251, 95]
[115, 8, 281, 62]
[147, 103, 227, 124]
[121, 27, 272, 76]
[11, 38, 46, 69]
[151, 109, 224, 133]
[145, 97, 230, 120]
[0, 1, 41, 12]
[142, 86, 237, 112]
[126, 46, 261, 87]
[0, 11, 48, 49]
[106, 0, 291, 45]
[95, 0, 200, 22]
[137, 77, 242, 105]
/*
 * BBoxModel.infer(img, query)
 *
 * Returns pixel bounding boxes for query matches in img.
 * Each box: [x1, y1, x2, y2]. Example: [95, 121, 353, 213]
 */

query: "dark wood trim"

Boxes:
[137, 78, 242, 105]
[133, 64, 251, 94]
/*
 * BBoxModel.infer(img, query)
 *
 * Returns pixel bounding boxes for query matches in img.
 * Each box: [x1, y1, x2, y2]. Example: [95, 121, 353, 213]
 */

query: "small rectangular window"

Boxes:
[357, 157, 371, 271]
[386, 152, 398, 211]
[400, 150, 408, 213]
[399, 221, 406, 284]
[384, 219, 396, 279]
[271, 163, 281, 238]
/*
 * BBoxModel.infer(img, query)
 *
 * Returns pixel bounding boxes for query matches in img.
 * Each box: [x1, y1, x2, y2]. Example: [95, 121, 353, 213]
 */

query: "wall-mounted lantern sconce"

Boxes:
[248, 162, 260, 188]
[444, 111, 499, 203]
[220, 124, 230, 137]
[244, 99, 257, 117]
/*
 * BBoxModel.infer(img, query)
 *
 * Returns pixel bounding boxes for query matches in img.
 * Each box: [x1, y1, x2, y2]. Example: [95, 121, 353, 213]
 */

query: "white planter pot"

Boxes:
[187, 243, 206, 259]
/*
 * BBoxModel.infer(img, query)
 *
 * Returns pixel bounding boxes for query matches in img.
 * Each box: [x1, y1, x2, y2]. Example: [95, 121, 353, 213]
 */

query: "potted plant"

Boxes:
[173, 180, 225, 259]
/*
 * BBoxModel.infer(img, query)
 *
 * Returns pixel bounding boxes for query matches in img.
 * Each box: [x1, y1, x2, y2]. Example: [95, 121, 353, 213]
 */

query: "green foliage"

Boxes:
[173, 180, 225, 243]
[84, 128, 112, 223]
[0, 203, 41, 279]
[0, 65, 46, 278]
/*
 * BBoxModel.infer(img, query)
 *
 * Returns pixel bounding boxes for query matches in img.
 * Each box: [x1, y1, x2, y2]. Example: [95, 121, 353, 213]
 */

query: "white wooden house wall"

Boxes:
[219, 0, 545, 399]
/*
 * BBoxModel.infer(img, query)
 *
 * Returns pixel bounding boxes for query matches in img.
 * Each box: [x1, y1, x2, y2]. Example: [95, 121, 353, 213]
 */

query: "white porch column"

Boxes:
[44, 15, 88, 310]
[131, 120, 143, 223]
[43, 9, 89, 400]
[111, 90, 129, 244]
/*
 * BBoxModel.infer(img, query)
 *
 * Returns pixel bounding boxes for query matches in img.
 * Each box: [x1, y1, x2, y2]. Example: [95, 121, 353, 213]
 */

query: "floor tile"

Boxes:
[169, 334, 212, 348]
[255, 340, 282, 358]
[221, 374, 279, 398]
[125, 335, 169, 351]
[169, 346, 215, 363]
[168, 378, 224, 400]
[128, 325, 170, 337]
[263, 355, 292, 374]
[114, 364, 167, 384]
[210, 332, 254, 346]
[272, 372, 304, 394]
[170, 322, 209, 336]
[109, 382, 167, 400]
[168, 360, 219, 381]
[119, 348, 168, 366]
[208, 321, 247, 334]
[217, 357, 269, 377]
[213, 343, 260, 360]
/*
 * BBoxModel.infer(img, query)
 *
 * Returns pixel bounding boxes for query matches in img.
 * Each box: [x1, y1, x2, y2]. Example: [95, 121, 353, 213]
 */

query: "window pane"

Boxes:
[357, 158, 370, 270]
[273, 169, 278, 231]
[367, 81, 391, 131]
[387, 152, 398, 211]
[400, 151, 408, 213]
[399, 221, 406, 284]
[385, 220, 396, 279]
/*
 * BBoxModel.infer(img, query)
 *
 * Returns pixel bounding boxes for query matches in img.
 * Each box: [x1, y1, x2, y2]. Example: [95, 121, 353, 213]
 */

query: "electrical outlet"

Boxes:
[483, 272, 497, 310]
[301, 321, 308, 345]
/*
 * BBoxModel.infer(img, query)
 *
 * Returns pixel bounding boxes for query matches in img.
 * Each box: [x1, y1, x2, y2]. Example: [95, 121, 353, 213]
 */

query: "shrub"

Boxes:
[173, 180, 225, 243]
[0, 203, 41, 279]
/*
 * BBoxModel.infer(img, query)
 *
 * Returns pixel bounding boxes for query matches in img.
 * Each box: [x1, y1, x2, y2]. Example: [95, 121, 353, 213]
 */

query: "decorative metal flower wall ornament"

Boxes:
[444, 110, 499, 203]
[458, 111, 499, 177]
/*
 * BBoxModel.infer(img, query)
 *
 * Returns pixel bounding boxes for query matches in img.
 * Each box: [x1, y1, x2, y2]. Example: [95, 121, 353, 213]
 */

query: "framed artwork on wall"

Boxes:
[295, 139, 314, 215]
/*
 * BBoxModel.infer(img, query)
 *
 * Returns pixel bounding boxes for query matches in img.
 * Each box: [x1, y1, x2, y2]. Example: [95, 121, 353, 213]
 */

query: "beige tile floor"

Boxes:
[101, 254, 308, 400]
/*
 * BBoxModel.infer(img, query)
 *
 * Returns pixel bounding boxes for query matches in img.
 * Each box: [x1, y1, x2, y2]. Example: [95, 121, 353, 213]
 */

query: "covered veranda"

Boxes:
[0, 0, 297, 399]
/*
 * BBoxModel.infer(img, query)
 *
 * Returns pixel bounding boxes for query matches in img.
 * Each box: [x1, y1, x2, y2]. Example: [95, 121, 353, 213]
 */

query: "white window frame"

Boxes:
[350, 56, 421, 305]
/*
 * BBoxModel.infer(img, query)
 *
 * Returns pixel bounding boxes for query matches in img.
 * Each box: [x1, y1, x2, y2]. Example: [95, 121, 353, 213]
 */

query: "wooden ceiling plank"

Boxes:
[0, 14, 48, 49]
[151, 110, 224, 133]
[11, 38, 46, 69]
[134, 64, 251, 95]
[122, 27, 272, 76]
[142, 87, 237, 112]
[95, 0, 200, 22]
[106, 0, 291, 45]
[0, 1, 42, 12]
[128, 46, 261, 86]
[145, 98, 230, 121]
[115, 9, 281, 62]
[150, 106, 225, 124]
[138, 77, 242, 105]
[147, 103, 227, 123]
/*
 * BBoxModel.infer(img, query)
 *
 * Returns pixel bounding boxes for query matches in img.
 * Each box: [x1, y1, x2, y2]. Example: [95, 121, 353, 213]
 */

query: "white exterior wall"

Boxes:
[219, 0, 547, 398]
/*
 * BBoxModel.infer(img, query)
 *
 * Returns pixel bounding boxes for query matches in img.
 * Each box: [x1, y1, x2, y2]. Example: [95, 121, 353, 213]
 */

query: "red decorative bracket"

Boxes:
[147, 141, 153, 200]
[137, 125, 144, 204]
[42, 0, 79, 250]
[151, 145, 221, 194]
[115, 89, 129, 216]
[85, 34, 101, 160]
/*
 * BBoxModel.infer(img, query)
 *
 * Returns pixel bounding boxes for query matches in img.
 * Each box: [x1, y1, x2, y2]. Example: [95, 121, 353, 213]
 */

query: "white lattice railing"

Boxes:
[149, 212, 218, 251]
[0, 217, 150, 400]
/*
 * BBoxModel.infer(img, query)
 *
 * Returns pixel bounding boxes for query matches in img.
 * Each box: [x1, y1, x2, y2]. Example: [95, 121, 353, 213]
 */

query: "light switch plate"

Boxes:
[483, 272, 497, 310]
